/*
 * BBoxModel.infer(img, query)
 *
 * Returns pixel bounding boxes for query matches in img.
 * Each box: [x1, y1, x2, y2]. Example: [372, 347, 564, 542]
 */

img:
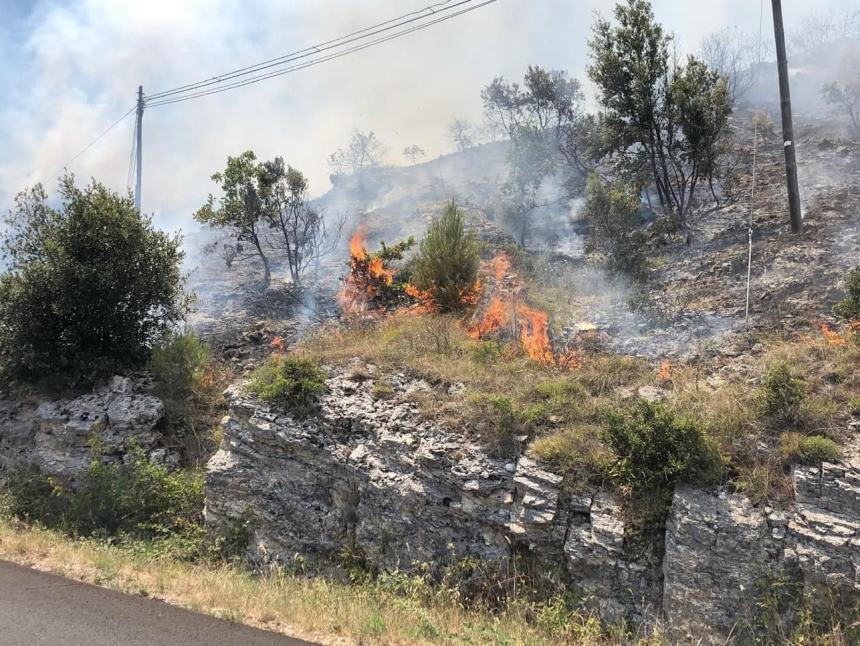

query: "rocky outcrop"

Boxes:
[0, 376, 171, 481]
[564, 491, 663, 625]
[205, 365, 660, 620]
[207, 367, 533, 569]
[663, 444, 859, 644]
[205, 364, 859, 641]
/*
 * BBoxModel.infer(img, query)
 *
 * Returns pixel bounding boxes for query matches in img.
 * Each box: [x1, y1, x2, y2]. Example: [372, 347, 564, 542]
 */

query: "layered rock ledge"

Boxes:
[204, 364, 858, 640]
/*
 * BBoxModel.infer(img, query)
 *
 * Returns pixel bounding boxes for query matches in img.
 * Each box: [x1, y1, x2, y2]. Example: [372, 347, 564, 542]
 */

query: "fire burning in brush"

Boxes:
[820, 322, 846, 346]
[337, 230, 398, 316]
[466, 252, 581, 369]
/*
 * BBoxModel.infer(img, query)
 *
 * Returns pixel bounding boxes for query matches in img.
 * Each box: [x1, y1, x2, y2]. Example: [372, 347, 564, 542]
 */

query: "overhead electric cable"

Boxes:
[145, 0, 498, 107]
[47, 106, 136, 182]
[145, 0, 470, 101]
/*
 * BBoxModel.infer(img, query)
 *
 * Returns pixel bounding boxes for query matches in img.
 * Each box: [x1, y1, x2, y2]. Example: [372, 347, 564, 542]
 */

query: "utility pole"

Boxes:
[771, 0, 802, 233]
[134, 85, 144, 212]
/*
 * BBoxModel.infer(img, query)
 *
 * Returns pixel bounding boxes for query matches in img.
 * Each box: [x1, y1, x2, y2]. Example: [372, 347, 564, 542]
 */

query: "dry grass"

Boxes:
[0, 517, 664, 646]
[301, 312, 859, 506]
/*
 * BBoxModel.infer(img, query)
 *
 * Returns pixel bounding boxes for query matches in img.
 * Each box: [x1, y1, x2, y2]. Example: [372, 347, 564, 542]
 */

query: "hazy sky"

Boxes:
[0, 0, 854, 232]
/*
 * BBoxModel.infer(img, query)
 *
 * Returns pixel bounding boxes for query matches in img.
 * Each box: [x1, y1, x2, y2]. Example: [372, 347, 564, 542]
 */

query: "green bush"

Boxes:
[3, 443, 203, 541]
[604, 400, 722, 492]
[147, 330, 218, 440]
[0, 177, 188, 388]
[412, 201, 479, 311]
[761, 362, 806, 425]
[148, 330, 210, 395]
[780, 432, 840, 465]
[246, 355, 328, 414]
[582, 174, 645, 275]
[833, 266, 860, 320]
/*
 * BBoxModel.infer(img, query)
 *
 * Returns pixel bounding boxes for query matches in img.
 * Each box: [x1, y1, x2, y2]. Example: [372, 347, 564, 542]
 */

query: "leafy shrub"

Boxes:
[781, 432, 840, 465]
[604, 400, 722, 492]
[581, 174, 646, 275]
[70, 443, 203, 539]
[833, 266, 860, 320]
[147, 331, 223, 447]
[3, 443, 203, 541]
[247, 355, 328, 414]
[412, 201, 479, 311]
[0, 177, 188, 388]
[469, 340, 503, 365]
[2, 465, 68, 526]
[761, 362, 806, 425]
[149, 330, 210, 395]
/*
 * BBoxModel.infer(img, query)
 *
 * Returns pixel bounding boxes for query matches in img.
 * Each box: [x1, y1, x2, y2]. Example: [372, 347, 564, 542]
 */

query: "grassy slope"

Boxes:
[304, 312, 858, 505]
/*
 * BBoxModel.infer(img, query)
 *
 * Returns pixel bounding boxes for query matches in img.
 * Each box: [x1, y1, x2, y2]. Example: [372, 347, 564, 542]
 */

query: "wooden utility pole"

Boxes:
[135, 85, 144, 212]
[771, 0, 802, 233]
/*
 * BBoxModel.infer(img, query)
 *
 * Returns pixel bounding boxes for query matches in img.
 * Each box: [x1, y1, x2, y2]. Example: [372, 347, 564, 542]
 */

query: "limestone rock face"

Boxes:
[662, 488, 783, 643]
[564, 491, 662, 624]
[0, 376, 168, 480]
[663, 446, 859, 644]
[205, 369, 553, 569]
[205, 365, 661, 621]
[206, 365, 859, 641]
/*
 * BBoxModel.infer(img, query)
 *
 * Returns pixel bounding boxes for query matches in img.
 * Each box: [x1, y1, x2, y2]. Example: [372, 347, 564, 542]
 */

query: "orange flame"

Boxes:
[467, 295, 510, 339]
[820, 323, 846, 346]
[657, 360, 672, 381]
[349, 230, 366, 259]
[517, 303, 555, 365]
[269, 335, 285, 355]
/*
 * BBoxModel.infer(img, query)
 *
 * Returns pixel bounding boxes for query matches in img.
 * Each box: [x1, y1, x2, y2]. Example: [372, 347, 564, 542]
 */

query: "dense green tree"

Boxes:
[412, 201, 479, 311]
[0, 176, 187, 387]
[195, 151, 272, 289]
[588, 0, 732, 221]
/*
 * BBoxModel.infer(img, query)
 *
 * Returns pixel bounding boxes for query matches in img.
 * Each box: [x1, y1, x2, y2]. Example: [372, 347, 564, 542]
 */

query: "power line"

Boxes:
[145, 0, 469, 101]
[47, 106, 136, 182]
[145, 0, 498, 107]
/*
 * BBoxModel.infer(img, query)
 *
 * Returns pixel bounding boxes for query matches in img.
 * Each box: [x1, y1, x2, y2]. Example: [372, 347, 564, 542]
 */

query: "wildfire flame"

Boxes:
[657, 360, 672, 381]
[269, 335, 285, 354]
[338, 229, 398, 316]
[467, 295, 510, 339]
[820, 323, 846, 346]
[466, 275, 580, 369]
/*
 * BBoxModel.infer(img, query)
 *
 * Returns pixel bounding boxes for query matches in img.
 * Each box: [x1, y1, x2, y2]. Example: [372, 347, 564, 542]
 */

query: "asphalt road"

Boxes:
[0, 560, 315, 646]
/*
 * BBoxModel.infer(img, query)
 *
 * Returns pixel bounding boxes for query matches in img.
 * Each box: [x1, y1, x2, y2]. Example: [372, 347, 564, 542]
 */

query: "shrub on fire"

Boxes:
[338, 231, 416, 314]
